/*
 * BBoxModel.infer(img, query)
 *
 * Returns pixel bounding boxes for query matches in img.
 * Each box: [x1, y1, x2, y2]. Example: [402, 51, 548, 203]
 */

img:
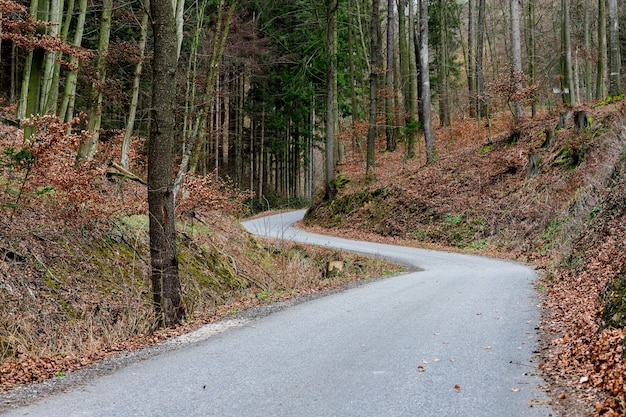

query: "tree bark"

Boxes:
[325, 0, 338, 199]
[367, 0, 381, 180]
[562, 0, 575, 106]
[77, 0, 112, 161]
[420, 0, 436, 164]
[385, 0, 397, 152]
[596, 0, 607, 99]
[59, 0, 87, 124]
[149, 0, 184, 327]
[475, 0, 486, 119]
[510, 0, 524, 121]
[467, 0, 476, 118]
[607, 0, 620, 96]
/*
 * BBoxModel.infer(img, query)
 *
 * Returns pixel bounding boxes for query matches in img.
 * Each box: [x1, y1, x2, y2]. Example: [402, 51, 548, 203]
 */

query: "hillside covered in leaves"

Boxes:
[0, 116, 398, 395]
[305, 101, 626, 416]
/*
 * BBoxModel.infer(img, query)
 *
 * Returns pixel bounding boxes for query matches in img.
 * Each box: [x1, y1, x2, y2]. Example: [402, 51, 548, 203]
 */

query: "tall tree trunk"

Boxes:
[510, 0, 524, 121]
[59, 0, 87, 124]
[325, 0, 338, 199]
[467, 0, 476, 117]
[420, 0, 436, 163]
[385, 0, 397, 152]
[528, 0, 537, 116]
[39, 0, 62, 115]
[77, 0, 112, 161]
[607, 0, 620, 96]
[367, 0, 381, 180]
[476, 0, 486, 119]
[562, 0, 575, 106]
[583, 0, 592, 101]
[347, 0, 361, 151]
[121, 1, 150, 169]
[17, 0, 41, 121]
[438, 0, 451, 127]
[406, 0, 418, 158]
[149, 0, 184, 327]
[596, 0, 607, 99]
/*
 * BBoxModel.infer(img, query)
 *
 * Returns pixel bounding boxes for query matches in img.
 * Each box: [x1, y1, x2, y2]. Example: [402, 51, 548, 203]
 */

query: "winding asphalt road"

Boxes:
[2, 210, 553, 416]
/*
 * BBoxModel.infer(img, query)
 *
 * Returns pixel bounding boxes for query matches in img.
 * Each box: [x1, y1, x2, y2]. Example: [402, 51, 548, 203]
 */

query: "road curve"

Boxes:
[2, 210, 553, 417]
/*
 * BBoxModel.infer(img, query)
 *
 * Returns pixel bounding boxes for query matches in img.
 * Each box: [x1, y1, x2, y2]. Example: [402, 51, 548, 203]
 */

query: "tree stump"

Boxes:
[574, 110, 590, 131]
[526, 152, 541, 179]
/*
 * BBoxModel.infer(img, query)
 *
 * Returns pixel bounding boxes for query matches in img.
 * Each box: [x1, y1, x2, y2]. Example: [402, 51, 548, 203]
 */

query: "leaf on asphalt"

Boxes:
[454, 384, 461, 391]
[511, 387, 520, 392]
[417, 366, 425, 372]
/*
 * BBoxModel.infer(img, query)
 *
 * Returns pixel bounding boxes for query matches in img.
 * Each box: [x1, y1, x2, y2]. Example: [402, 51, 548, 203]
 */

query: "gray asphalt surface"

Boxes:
[2, 210, 553, 416]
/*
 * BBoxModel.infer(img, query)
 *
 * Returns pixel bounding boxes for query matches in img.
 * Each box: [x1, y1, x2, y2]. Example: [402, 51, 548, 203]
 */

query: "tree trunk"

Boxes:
[77, 0, 112, 161]
[385, 0, 397, 152]
[596, 0, 607, 99]
[510, 0, 524, 121]
[438, 0, 451, 127]
[607, 0, 620, 96]
[406, 0, 418, 158]
[149, 0, 184, 327]
[367, 0, 381, 180]
[325, 0, 338, 200]
[562, 0, 575, 106]
[121, 0, 150, 169]
[59, 0, 87, 124]
[583, 0, 592, 101]
[528, 0, 537, 116]
[16, 0, 41, 122]
[39, 0, 62, 115]
[467, 0, 476, 118]
[476, 0, 486, 119]
[420, 0, 436, 164]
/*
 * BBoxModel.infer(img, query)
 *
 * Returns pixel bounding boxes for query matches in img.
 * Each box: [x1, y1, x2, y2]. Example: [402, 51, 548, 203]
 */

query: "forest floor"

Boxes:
[1, 100, 626, 416]
[305, 101, 626, 417]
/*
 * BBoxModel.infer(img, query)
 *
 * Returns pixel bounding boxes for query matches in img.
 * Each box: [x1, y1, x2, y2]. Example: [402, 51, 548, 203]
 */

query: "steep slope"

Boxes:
[306, 102, 626, 416]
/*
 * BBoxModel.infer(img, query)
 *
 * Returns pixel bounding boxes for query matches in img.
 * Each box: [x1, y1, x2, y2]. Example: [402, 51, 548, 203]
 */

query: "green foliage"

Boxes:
[479, 142, 495, 153]
[594, 94, 625, 107]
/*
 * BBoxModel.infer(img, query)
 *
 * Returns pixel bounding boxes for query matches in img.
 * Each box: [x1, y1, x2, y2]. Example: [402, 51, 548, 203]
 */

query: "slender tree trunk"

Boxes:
[59, 0, 87, 124]
[17, 0, 40, 121]
[596, 0, 607, 99]
[39, 0, 62, 115]
[583, 0, 592, 101]
[149, 0, 184, 327]
[420, 0, 436, 163]
[325, 0, 338, 199]
[438, 0, 451, 127]
[510, 0, 524, 121]
[607, 0, 620, 96]
[77, 0, 112, 161]
[347, 0, 359, 150]
[562, 0, 575, 106]
[476, 0, 486, 119]
[121, 0, 150, 169]
[367, 0, 381, 180]
[406, 0, 418, 158]
[467, 0, 476, 117]
[385, 0, 397, 151]
[528, 0, 537, 116]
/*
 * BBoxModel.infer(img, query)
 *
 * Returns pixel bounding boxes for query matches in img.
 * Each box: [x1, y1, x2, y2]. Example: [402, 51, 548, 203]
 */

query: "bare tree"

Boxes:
[367, 0, 381, 180]
[419, 0, 436, 163]
[607, 0, 620, 96]
[510, 0, 524, 121]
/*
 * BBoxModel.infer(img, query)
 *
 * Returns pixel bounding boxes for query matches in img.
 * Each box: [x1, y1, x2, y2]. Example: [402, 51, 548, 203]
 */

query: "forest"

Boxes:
[1, 0, 626, 414]
[0, 0, 624, 202]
